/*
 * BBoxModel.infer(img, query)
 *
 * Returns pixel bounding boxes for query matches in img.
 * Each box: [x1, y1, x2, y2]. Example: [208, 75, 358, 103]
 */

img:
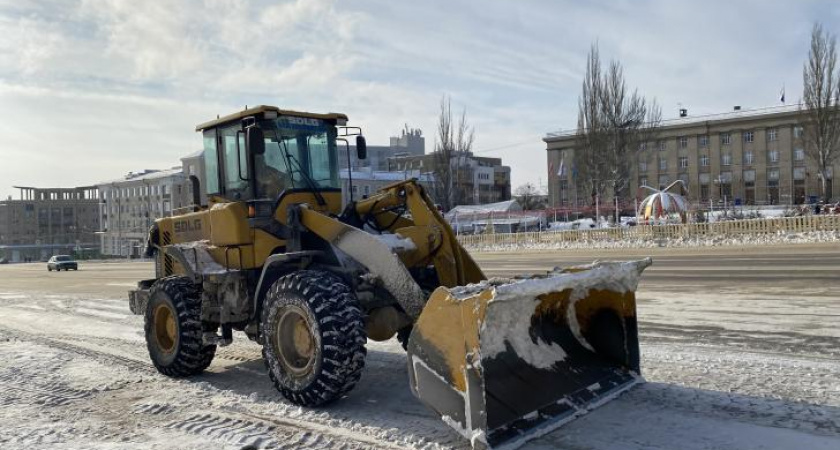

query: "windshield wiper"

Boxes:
[281, 140, 327, 206]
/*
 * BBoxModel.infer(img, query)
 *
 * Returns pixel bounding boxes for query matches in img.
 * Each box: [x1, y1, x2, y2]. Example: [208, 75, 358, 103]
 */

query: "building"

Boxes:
[97, 165, 195, 257]
[342, 126, 425, 171]
[339, 169, 434, 207]
[0, 186, 100, 262]
[388, 152, 512, 207]
[545, 105, 840, 208]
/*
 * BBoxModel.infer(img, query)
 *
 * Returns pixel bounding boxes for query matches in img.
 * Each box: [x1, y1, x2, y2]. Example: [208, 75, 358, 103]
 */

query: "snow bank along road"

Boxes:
[1, 243, 838, 450]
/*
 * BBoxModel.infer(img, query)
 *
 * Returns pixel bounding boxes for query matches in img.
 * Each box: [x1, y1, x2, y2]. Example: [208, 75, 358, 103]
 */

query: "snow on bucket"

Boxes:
[406, 259, 652, 449]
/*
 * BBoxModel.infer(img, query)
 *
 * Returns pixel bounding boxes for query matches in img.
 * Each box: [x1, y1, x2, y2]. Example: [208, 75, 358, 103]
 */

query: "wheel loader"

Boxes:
[128, 105, 651, 449]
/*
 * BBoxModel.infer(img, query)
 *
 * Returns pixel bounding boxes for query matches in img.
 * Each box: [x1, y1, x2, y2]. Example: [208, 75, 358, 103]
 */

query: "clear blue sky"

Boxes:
[0, 0, 836, 199]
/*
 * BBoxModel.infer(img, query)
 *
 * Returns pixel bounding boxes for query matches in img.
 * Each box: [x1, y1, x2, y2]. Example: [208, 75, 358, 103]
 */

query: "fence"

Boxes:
[456, 215, 840, 248]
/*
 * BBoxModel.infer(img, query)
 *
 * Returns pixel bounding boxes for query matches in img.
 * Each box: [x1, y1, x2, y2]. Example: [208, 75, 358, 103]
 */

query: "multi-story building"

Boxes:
[545, 105, 838, 208]
[339, 169, 434, 207]
[387, 152, 512, 207]
[0, 186, 100, 262]
[342, 127, 425, 171]
[97, 165, 194, 257]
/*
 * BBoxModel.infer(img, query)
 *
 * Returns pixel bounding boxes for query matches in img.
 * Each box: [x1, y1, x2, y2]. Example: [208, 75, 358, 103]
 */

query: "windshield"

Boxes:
[256, 117, 339, 199]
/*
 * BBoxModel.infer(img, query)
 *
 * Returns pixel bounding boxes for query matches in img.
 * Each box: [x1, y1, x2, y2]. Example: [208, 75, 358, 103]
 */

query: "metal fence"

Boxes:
[456, 215, 840, 248]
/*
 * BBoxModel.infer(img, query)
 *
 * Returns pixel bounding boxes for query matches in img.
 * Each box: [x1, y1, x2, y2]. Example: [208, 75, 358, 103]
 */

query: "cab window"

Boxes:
[220, 125, 249, 199]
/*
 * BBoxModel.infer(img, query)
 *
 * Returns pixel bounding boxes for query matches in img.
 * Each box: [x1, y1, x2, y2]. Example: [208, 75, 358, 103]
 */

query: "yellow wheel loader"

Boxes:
[128, 105, 651, 449]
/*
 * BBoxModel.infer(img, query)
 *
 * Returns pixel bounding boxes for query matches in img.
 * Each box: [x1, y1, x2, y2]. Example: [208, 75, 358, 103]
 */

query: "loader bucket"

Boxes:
[407, 258, 652, 449]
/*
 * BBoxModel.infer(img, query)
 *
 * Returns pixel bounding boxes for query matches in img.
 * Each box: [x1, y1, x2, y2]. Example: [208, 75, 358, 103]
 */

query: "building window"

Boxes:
[363, 185, 370, 196]
[658, 140, 667, 151]
[743, 151, 754, 165]
[698, 135, 709, 148]
[768, 169, 780, 204]
[769, 150, 780, 163]
[639, 142, 647, 151]
[794, 148, 805, 161]
[700, 154, 710, 167]
[678, 136, 688, 148]
[639, 177, 648, 188]
[658, 175, 670, 189]
[794, 126, 804, 138]
[721, 133, 731, 145]
[679, 157, 689, 169]
[659, 158, 667, 171]
[700, 173, 711, 201]
[793, 167, 806, 203]
[768, 128, 778, 141]
[744, 170, 756, 204]
[639, 160, 648, 172]
[719, 172, 733, 199]
[722, 153, 732, 166]
[743, 131, 754, 143]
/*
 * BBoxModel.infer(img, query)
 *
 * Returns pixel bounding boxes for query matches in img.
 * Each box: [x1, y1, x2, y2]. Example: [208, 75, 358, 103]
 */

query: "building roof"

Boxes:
[339, 170, 434, 182]
[97, 167, 184, 186]
[181, 149, 204, 160]
[447, 199, 522, 215]
[195, 105, 348, 131]
[544, 104, 803, 143]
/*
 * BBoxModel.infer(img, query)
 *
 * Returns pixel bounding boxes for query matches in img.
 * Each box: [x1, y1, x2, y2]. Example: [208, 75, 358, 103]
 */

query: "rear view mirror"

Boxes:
[247, 127, 265, 155]
[356, 135, 367, 160]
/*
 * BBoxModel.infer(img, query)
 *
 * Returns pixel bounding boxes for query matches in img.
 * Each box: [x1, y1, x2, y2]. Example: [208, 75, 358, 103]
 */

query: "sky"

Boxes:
[1, 0, 838, 200]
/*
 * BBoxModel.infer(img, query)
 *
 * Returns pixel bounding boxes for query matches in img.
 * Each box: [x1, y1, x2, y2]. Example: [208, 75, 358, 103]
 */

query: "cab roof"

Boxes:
[195, 105, 349, 131]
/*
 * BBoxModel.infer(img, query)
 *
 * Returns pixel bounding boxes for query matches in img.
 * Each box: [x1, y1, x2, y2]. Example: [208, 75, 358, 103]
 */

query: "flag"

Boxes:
[780, 85, 785, 104]
[558, 158, 566, 178]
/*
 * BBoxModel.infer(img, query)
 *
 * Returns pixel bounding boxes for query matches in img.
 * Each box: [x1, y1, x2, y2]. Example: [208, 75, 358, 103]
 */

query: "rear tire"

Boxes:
[261, 270, 367, 406]
[145, 277, 216, 377]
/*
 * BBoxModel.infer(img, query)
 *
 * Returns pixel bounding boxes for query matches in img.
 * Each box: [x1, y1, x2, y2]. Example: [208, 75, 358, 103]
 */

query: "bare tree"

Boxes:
[514, 183, 544, 210]
[573, 43, 662, 215]
[432, 96, 474, 210]
[801, 23, 840, 201]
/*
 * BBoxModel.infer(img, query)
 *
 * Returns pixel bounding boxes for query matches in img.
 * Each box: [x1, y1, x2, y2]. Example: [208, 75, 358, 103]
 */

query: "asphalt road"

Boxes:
[0, 243, 838, 450]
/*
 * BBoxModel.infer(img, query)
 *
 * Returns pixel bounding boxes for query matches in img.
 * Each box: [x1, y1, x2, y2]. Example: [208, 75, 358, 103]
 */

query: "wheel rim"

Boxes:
[154, 303, 177, 354]
[274, 306, 316, 376]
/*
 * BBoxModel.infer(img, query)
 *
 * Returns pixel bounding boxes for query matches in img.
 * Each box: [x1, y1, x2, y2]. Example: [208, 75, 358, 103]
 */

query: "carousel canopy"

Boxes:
[638, 181, 688, 220]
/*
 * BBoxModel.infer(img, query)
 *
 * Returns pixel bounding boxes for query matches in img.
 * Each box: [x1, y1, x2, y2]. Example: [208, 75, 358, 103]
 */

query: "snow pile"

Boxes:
[173, 240, 227, 274]
[374, 232, 417, 252]
[463, 230, 840, 252]
[452, 259, 651, 370]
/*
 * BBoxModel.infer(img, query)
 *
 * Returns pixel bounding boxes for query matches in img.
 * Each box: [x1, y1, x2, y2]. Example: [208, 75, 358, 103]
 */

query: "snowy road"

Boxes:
[1, 244, 838, 450]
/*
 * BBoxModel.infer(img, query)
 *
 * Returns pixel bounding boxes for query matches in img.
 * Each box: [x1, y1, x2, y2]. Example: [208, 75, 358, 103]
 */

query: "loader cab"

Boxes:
[196, 106, 356, 205]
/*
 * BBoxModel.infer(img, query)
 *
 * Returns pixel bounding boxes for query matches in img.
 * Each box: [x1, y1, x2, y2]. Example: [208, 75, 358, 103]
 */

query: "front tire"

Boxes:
[145, 277, 216, 377]
[261, 270, 367, 406]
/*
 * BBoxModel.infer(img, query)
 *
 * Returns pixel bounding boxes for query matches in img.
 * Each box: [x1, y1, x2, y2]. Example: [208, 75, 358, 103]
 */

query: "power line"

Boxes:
[471, 137, 539, 154]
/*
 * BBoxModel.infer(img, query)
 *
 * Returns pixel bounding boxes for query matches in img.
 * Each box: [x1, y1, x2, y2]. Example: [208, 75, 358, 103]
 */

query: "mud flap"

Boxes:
[407, 259, 651, 449]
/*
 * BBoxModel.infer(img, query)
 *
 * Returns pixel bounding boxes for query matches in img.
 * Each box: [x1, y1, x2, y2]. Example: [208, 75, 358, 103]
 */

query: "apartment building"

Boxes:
[342, 127, 425, 171]
[0, 186, 100, 262]
[545, 105, 837, 208]
[387, 152, 512, 207]
[339, 169, 434, 207]
[97, 166, 194, 257]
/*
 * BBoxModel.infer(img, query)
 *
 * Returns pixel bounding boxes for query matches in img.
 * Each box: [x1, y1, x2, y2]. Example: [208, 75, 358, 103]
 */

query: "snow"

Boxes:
[374, 232, 417, 252]
[471, 260, 650, 370]
[464, 230, 840, 252]
[0, 259, 838, 450]
[173, 240, 228, 274]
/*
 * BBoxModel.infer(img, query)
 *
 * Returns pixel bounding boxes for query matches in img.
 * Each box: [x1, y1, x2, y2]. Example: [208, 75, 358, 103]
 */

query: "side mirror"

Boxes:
[356, 135, 367, 160]
[247, 127, 265, 155]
